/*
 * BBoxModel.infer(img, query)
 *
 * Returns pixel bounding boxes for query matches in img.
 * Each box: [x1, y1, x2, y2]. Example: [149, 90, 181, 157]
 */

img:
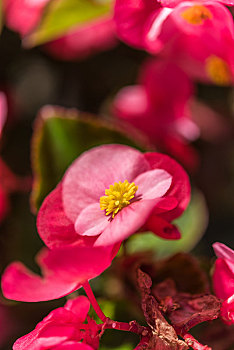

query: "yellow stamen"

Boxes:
[205, 55, 231, 86]
[181, 5, 212, 25]
[100, 180, 138, 218]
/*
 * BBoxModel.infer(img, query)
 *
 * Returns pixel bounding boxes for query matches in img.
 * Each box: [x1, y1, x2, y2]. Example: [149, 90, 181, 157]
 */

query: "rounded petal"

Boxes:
[62, 144, 149, 221]
[64, 296, 90, 322]
[2, 245, 118, 302]
[134, 168, 172, 199]
[75, 203, 109, 237]
[146, 215, 181, 240]
[3, 0, 49, 36]
[94, 199, 158, 246]
[113, 85, 149, 121]
[37, 184, 95, 249]
[144, 152, 191, 220]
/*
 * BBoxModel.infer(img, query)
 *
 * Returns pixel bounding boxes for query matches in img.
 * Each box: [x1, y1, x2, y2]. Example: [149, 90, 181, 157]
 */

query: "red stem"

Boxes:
[83, 281, 107, 322]
[83, 281, 150, 337]
[184, 333, 212, 350]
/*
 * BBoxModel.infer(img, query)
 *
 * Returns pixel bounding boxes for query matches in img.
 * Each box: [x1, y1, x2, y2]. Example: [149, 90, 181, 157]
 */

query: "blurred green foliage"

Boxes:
[24, 0, 112, 47]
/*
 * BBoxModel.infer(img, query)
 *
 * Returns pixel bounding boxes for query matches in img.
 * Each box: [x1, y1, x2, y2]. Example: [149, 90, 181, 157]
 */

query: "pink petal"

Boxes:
[45, 17, 117, 61]
[113, 85, 149, 120]
[0, 92, 7, 137]
[146, 215, 181, 239]
[213, 243, 234, 274]
[13, 303, 85, 350]
[3, 0, 49, 36]
[220, 295, 234, 325]
[64, 296, 90, 322]
[75, 203, 109, 237]
[213, 258, 234, 300]
[114, 0, 162, 51]
[94, 199, 158, 246]
[2, 245, 117, 302]
[213, 242, 234, 262]
[144, 152, 191, 220]
[37, 184, 95, 249]
[52, 343, 94, 350]
[62, 144, 149, 222]
[134, 168, 172, 200]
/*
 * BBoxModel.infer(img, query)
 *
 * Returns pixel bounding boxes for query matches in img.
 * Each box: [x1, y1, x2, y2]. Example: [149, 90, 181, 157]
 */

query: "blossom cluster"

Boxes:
[0, 0, 233, 349]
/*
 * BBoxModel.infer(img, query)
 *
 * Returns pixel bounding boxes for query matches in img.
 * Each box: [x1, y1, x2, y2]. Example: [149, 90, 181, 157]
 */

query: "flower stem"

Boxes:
[83, 281, 107, 322]
[184, 333, 211, 350]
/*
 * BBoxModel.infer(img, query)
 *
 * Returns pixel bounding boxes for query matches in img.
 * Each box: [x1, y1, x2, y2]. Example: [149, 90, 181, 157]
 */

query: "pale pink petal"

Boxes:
[133, 168, 172, 200]
[75, 203, 109, 237]
[146, 215, 181, 239]
[2, 245, 117, 302]
[94, 199, 158, 246]
[37, 184, 95, 249]
[62, 144, 149, 221]
[113, 85, 149, 120]
[144, 152, 191, 220]
[213, 242, 234, 262]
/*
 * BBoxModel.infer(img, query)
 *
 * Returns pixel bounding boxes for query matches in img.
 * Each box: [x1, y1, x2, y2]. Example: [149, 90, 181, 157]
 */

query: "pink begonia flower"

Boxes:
[13, 296, 95, 350]
[213, 242, 234, 325]
[2, 244, 119, 302]
[114, 0, 234, 85]
[3, 0, 50, 36]
[113, 60, 199, 171]
[45, 16, 117, 61]
[37, 144, 190, 249]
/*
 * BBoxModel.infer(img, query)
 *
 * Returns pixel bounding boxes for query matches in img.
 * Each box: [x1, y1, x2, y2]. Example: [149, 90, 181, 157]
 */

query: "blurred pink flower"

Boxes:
[45, 16, 117, 61]
[37, 144, 190, 249]
[3, 0, 117, 60]
[213, 242, 234, 325]
[0, 92, 31, 223]
[113, 60, 199, 170]
[2, 244, 119, 302]
[13, 296, 95, 350]
[3, 0, 50, 36]
[114, 0, 234, 85]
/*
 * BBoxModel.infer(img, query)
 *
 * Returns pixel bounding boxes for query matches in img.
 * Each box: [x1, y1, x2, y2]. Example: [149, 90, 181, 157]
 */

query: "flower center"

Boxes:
[181, 5, 212, 25]
[100, 180, 138, 218]
[205, 55, 231, 86]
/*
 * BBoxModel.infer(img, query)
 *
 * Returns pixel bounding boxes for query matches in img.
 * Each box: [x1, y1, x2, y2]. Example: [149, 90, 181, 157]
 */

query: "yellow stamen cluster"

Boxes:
[181, 5, 212, 25]
[100, 180, 138, 218]
[205, 56, 231, 86]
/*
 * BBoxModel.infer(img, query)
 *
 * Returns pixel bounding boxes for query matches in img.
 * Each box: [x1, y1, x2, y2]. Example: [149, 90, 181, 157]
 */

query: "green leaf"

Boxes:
[126, 189, 208, 259]
[31, 105, 141, 212]
[24, 0, 112, 47]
